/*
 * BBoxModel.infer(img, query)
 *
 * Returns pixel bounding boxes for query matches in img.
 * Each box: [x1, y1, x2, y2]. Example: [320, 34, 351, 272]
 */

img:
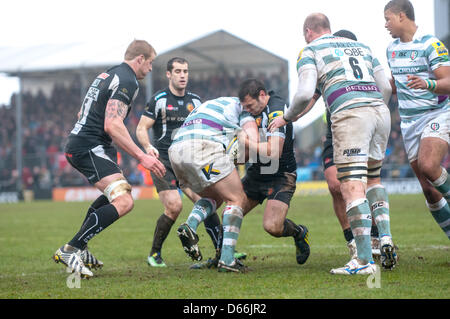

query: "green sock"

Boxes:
[366, 185, 391, 238]
[186, 198, 216, 232]
[426, 198, 450, 239]
[220, 205, 243, 265]
[347, 199, 373, 264]
[431, 168, 450, 203]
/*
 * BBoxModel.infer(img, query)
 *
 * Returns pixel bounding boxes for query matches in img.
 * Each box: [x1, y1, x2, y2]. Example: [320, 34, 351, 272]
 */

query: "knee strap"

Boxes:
[104, 178, 132, 202]
[336, 163, 368, 183]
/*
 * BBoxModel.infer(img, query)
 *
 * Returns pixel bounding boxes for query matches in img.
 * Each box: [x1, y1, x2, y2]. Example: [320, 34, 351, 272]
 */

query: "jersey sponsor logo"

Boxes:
[167, 104, 178, 111]
[268, 111, 283, 124]
[343, 148, 365, 157]
[334, 49, 344, 57]
[97, 72, 110, 80]
[92, 78, 101, 87]
[336, 47, 365, 57]
[297, 48, 304, 64]
[432, 41, 448, 56]
[117, 88, 131, 102]
[202, 163, 220, 180]
[86, 87, 100, 101]
[186, 103, 195, 112]
[391, 51, 396, 59]
[430, 122, 440, 131]
[255, 117, 262, 127]
[391, 66, 425, 74]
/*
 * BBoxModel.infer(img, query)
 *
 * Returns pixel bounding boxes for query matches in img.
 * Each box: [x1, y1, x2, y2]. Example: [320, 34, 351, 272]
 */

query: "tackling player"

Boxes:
[237, 79, 311, 266]
[169, 97, 257, 272]
[136, 57, 222, 267]
[384, 0, 450, 239]
[269, 13, 396, 275]
[53, 40, 166, 278]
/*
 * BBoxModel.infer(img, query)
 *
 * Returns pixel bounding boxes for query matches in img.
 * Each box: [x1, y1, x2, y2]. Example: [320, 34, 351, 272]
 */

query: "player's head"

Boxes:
[124, 40, 157, 80]
[384, 0, 415, 39]
[166, 57, 189, 93]
[238, 78, 269, 116]
[303, 13, 331, 44]
[333, 30, 357, 41]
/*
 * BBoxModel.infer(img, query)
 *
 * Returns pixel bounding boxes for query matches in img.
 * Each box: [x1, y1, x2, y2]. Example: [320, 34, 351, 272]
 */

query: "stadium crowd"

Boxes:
[0, 71, 446, 194]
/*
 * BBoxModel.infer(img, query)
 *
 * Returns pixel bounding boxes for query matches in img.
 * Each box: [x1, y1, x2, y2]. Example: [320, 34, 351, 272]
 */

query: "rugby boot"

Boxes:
[177, 223, 202, 261]
[294, 224, 310, 264]
[53, 245, 93, 278]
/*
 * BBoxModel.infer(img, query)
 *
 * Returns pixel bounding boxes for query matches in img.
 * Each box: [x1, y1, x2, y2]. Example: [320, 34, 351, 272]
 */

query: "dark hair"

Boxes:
[333, 29, 357, 41]
[238, 78, 267, 101]
[167, 57, 188, 72]
[384, 0, 415, 21]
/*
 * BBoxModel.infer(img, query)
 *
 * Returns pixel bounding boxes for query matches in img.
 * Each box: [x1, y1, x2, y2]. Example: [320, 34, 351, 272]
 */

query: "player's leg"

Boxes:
[366, 160, 397, 269]
[407, 111, 449, 238]
[262, 198, 310, 264]
[324, 164, 357, 258]
[54, 147, 130, 277]
[148, 189, 182, 267]
[180, 185, 224, 263]
[199, 169, 246, 272]
[330, 108, 376, 275]
[411, 159, 450, 239]
[418, 110, 449, 201]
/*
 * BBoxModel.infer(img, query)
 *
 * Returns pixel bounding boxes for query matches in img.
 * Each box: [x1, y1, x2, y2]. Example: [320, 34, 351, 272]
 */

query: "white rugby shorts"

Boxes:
[401, 108, 449, 162]
[168, 139, 235, 193]
[331, 104, 391, 164]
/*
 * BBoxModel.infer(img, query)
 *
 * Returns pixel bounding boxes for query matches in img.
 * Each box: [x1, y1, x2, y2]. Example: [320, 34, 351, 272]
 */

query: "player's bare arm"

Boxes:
[407, 66, 450, 94]
[243, 133, 284, 160]
[104, 99, 166, 178]
[136, 115, 159, 157]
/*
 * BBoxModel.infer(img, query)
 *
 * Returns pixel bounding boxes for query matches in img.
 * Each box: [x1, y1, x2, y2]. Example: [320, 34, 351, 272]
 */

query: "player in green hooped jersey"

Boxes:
[385, 0, 450, 240]
[269, 12, 397, 275]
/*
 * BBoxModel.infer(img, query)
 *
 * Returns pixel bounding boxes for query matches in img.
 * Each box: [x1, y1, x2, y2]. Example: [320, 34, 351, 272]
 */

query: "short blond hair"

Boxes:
[124, 40, 156, 61]
[303, 13, 331, 34]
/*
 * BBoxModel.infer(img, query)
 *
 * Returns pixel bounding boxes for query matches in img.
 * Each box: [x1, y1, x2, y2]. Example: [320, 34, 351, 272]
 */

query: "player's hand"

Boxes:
[145, 145, 160, 158]
[268, 116, 287, 133]
[406, 75, 427, 90]
[140, 154, 166, 179]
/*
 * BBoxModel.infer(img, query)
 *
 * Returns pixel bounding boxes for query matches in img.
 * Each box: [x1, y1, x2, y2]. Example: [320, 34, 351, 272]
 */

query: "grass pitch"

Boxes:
[0, 194, 448, 299]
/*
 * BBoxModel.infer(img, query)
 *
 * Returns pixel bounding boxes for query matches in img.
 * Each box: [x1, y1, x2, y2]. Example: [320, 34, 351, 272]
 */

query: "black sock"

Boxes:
[371, 224, 379, 238]
[82, 195, 110, 225]
[282, 219, 300, 237]
[204, 212, 222, 249]
[150, 214, 174, 256]
[68, 203, 119, 250]
[343, 227, 354, 242]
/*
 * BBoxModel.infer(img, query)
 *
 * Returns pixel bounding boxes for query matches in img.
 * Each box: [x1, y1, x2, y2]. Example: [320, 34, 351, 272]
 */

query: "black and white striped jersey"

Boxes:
[67, 62, 139, 152]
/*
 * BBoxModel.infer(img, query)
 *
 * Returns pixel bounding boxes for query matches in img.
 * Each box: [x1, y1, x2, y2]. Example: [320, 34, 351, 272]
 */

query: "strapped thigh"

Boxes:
[336, 162, 368, 183]
[104, 178, 132, 202]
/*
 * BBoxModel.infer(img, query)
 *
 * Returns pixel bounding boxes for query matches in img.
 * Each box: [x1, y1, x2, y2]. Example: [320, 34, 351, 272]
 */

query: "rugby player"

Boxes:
[307, 30, 383, 260]
[53, 40, 166, 278]
[169, 97, 257, 272]
[384, 0, 450, 239]
[237, 79, 311, 265]
[269, 13, 397, 274]
[136, 57, 222, 267]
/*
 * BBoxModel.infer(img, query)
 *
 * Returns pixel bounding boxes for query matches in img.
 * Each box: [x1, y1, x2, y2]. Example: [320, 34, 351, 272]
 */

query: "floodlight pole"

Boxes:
[15, 73, 23, 195]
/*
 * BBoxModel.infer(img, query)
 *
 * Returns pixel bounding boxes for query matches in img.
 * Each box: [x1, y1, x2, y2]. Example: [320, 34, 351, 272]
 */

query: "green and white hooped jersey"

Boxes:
[386, 33, 450, 122]
[172, 97, 254, 148]
[297, 34, 385, 114]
